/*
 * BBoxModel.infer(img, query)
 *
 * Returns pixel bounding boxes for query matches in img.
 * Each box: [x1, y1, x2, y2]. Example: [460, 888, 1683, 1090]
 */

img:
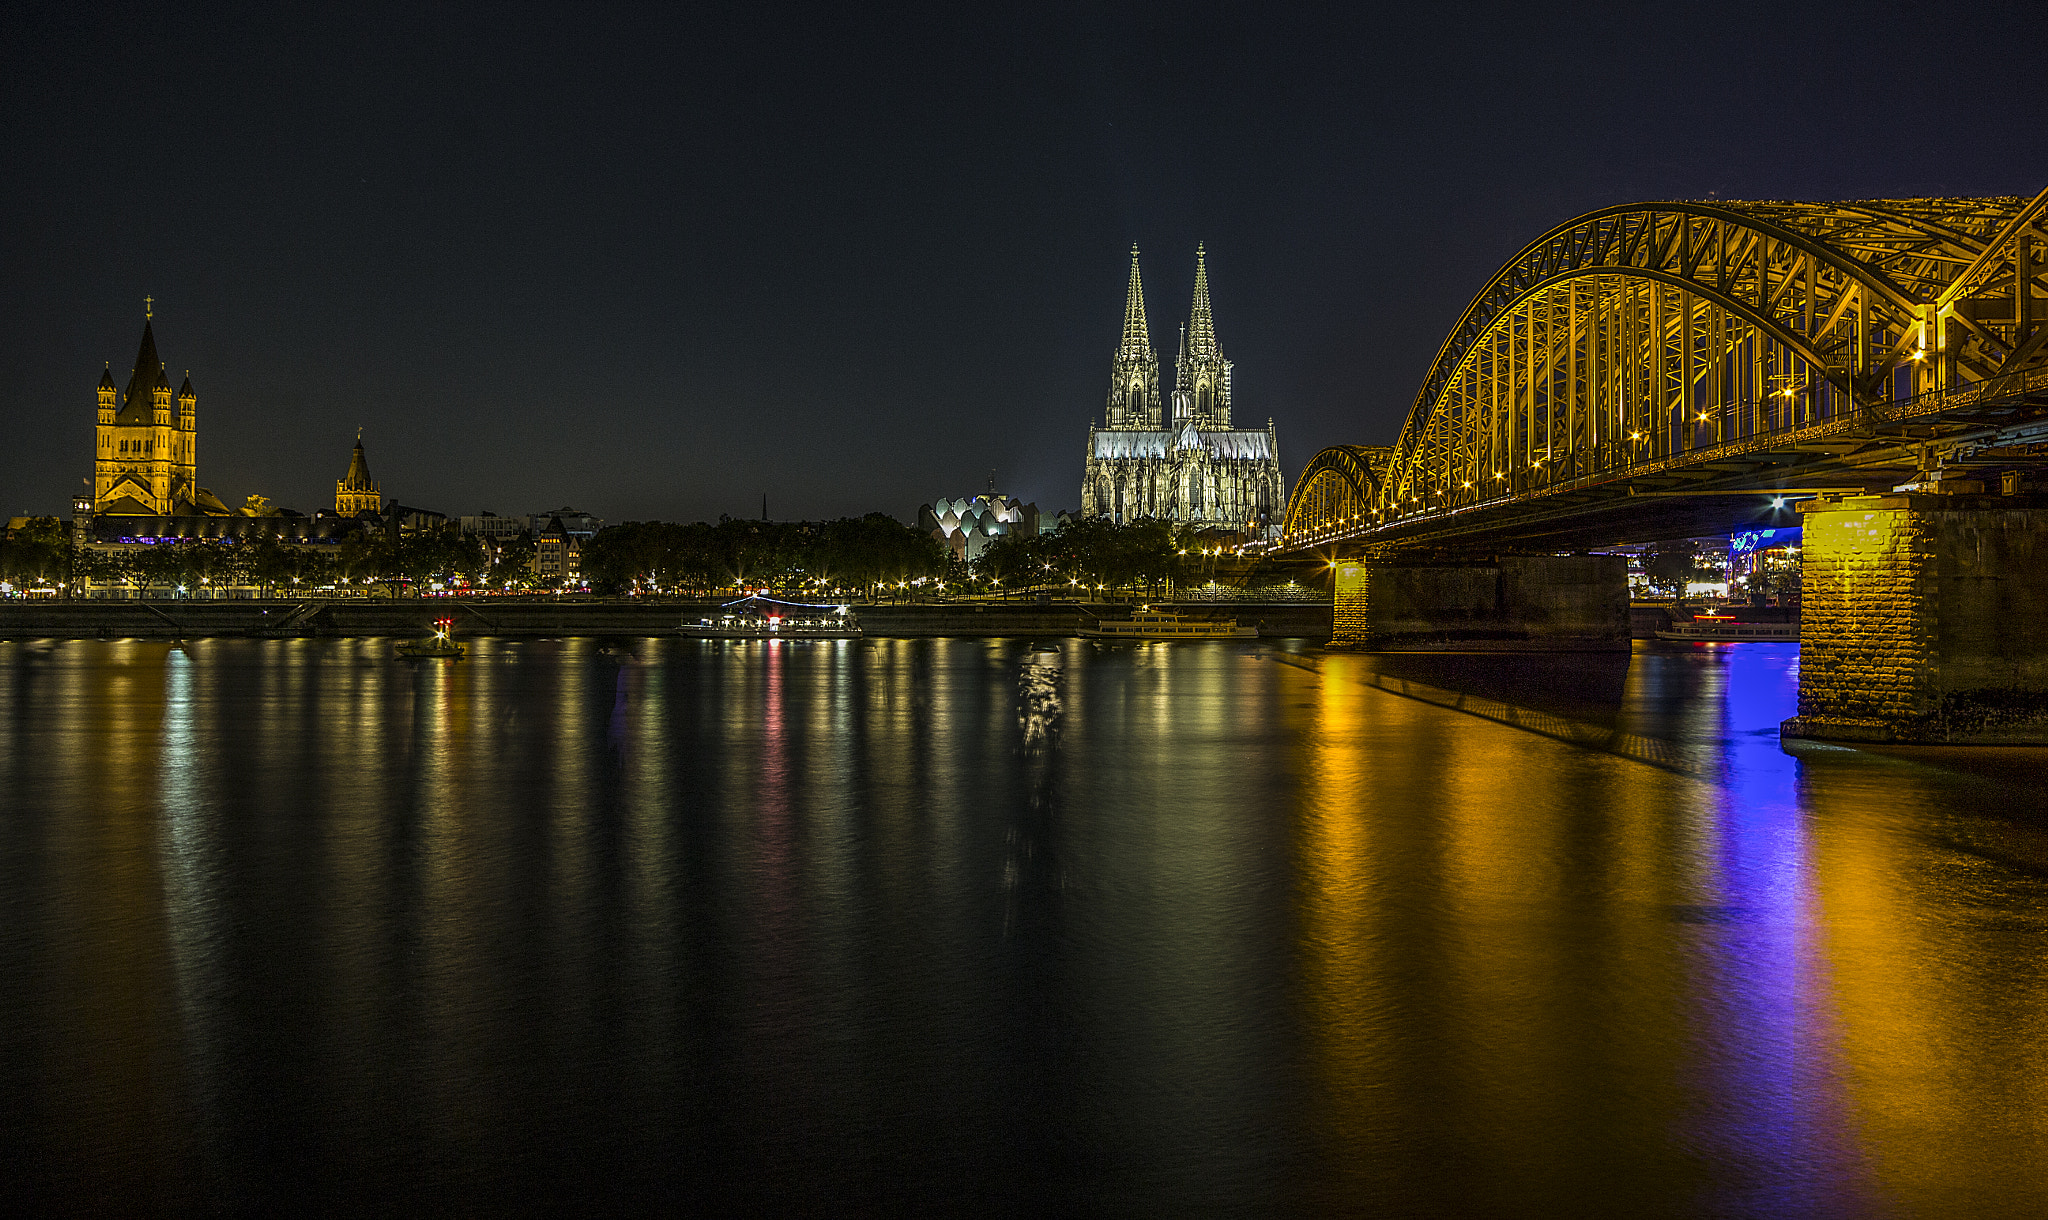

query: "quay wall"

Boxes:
[0, 599, 1331, 641]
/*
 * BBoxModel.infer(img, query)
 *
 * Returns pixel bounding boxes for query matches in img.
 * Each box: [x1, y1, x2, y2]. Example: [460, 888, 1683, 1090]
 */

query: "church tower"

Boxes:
[1174, 245, 1232, 428]
[336, 433, 382, 516]
[172, 373, 197, 509]
[95, 305, 197, 516]
[1105, 246, 1162, 429]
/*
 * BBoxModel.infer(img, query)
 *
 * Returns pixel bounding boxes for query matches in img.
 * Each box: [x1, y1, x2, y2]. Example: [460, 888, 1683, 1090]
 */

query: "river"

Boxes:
[2, 636, 2044, 1216]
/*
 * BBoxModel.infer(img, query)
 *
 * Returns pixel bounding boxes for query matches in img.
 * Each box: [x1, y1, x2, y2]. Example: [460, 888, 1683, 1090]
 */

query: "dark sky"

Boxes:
[4, 2, 2044, 524]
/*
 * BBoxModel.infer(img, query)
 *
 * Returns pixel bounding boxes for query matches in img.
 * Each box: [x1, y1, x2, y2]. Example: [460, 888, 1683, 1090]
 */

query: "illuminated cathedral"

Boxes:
[1080, 246, 1285, 534]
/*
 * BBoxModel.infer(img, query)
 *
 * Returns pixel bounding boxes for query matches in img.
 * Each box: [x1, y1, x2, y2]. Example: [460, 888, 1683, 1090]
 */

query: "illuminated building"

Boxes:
[530, 507, 603, 539]
[91, 303, 231, 518]
[458, 508, 603, 544]
[335, 433, 383, 516]
[532, 515, 581, 583]
[918, 495, 1044, 562]
[1081, 246, 1287, 535]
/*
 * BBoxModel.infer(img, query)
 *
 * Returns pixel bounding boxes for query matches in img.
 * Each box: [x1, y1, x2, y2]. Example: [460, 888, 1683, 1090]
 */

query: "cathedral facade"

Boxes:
[1080, 246, 1285, 535]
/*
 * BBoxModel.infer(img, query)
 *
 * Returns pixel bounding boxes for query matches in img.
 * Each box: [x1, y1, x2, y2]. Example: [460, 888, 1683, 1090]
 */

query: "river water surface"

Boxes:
[2, 636, 2045, 1216]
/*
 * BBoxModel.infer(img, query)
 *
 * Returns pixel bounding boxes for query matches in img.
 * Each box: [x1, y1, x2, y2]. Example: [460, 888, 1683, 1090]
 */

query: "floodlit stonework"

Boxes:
[1787, 494, 2048, 742]
[91, 307, 230, 517]
[1080, 247, 1286, 535]
[336, 434, 383, 516]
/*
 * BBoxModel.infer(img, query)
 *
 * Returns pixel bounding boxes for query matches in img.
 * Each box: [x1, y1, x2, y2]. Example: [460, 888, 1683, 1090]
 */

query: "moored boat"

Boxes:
[397, 617, 466, 659]
[1082, 607, 1258, 640]
[681, 596, 862, 639]
[1655, 612, 1799, 642]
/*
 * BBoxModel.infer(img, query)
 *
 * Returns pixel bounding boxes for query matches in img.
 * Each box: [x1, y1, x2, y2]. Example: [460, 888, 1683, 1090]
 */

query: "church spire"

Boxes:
[1176, 245, 1230, 425]
[1186, 243, 1218, 356]
[1119, 245, 1151, 357]
[336, 432, 381, 516]
[118, 317, 164, 425]
[1105, 245, 1162, 429]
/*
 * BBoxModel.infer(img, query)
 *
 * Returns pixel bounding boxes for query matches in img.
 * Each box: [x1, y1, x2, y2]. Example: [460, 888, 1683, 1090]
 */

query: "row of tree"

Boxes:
[0, 518, 68, 587]
[0, 518, 532, 596]
[970, 516, 1185, 593]
[580, 515, 950, 598]
[577, 514, 1243, 599]
[6, 511, 1256, 601]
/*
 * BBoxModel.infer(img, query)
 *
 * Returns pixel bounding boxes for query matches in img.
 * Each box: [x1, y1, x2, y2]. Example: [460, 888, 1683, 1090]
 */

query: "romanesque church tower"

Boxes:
[93, 305, 206, 516]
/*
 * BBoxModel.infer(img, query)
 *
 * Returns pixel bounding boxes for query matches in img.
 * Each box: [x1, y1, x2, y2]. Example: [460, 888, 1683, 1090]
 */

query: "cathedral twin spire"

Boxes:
[1107, 244, 1230, 430]
[1106, 246, 1163, 429]
[1119, 245, 1152, 359]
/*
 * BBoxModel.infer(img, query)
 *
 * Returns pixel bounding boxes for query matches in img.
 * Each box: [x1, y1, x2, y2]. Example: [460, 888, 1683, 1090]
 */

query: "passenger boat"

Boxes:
[681, 596, 863, 639]
[397, 617, 466, 659]
[1655, 612, 1799, 642]
[1082, 607, 1259, 640]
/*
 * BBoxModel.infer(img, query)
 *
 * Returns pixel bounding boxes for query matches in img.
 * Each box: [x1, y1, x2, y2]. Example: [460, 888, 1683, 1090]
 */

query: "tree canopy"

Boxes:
[580, 514, 948, 598]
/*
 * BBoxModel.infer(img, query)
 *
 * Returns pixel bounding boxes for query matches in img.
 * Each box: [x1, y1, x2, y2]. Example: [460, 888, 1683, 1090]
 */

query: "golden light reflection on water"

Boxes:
[3, 638, 2047, 1211]
[1291, 651, 1887, 1213]
[1798, 753, 2048, 1215]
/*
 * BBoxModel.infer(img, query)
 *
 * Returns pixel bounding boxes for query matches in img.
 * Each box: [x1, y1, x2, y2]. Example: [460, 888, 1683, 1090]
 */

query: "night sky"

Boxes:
[5, 2, 2043, 525]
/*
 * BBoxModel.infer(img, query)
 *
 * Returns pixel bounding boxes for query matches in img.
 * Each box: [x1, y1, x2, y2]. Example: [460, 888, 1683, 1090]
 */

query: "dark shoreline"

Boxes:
[0, 599, 1334, 641]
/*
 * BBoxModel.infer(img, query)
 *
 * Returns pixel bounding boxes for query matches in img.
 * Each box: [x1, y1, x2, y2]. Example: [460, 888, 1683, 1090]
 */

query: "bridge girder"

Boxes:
[1283, 190, 2048, 550]
[1278, 444, 1387, 538]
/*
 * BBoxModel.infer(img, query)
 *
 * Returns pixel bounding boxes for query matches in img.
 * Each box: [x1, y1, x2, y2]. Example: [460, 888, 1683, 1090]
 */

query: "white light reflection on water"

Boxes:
[1, 636, 2045, 1214]
[155, 645, 239, 1201]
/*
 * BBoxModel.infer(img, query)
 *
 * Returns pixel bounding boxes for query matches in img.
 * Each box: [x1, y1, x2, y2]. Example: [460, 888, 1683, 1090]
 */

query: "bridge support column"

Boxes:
[1785, 494, 2048, 743]
[1329, 554, 1629, 651]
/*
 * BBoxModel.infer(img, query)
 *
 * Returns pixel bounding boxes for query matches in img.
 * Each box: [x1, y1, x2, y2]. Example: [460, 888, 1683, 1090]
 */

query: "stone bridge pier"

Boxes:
[1329, 554, 1630, 651]
[1784, 494, 2048, 744]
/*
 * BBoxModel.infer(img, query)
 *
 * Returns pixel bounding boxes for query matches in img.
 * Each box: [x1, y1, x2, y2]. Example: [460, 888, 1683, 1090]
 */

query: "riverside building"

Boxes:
[918, 495, 1046, 563]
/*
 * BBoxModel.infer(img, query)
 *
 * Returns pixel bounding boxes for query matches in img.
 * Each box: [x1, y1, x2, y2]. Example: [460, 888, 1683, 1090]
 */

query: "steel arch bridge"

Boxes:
[1282, 188, 2048, 551]
[1279, 444, 1389, 537]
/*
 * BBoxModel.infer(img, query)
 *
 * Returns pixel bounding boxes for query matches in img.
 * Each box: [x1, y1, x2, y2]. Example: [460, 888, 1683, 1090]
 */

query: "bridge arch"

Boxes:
[1282, 192, 2048, 543]
[1280, 445, 1388, 539]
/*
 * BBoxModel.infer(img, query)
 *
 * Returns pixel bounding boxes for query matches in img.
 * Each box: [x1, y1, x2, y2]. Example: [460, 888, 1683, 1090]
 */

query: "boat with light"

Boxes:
[397, 617, 467, 659]
[681, 596, 862, 639]
[1082, 607, 1258, 640]
[1655, 612, 1799, 642]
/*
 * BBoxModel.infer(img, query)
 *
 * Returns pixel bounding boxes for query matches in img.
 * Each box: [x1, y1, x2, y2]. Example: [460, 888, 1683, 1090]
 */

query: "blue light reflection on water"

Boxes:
[1687, 642, 1868, 1216]
[0, 636, 2045, 1215]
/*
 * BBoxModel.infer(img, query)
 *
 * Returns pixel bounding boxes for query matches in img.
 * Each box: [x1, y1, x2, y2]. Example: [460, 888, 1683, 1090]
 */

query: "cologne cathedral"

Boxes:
[1080, 246, 1285, 534]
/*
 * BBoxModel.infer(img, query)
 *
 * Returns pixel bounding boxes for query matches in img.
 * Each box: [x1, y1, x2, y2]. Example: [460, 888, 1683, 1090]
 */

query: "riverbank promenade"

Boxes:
[0, 598, 1333, 641]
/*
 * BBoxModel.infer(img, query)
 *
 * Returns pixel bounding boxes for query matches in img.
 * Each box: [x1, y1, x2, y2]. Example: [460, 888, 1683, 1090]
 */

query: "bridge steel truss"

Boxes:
[1279, 444, 1387, 538]
[1283, 189, 2048, 550]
